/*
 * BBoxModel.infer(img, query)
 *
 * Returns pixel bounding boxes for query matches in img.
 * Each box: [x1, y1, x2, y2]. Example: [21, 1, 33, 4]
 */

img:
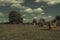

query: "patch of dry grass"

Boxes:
[0, 24, 60, 40]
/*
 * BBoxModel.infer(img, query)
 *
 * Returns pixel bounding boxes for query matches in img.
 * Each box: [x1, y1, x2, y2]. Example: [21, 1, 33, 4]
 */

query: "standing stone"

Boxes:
[48, 21, 51, 30]
[33, 19, 37, 26]
[38, 19, 45, 27]
[50, 20, 57, 30]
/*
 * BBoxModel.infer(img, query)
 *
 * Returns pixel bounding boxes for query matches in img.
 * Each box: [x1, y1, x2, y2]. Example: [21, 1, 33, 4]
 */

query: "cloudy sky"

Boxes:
[0, 0, 60, 23]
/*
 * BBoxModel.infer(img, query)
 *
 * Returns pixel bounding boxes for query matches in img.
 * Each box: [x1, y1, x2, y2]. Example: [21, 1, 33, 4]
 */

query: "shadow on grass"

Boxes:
[40, 29, 51, 31]
[40, 28, 60, 32]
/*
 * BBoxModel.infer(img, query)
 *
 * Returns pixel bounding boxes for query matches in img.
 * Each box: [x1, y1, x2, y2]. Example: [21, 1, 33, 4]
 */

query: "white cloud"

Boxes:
[0, 18, 9, 23]
[0, 0, 24, 7]
[23, 18, 27, 21]
[42, 15, 54, 21]
[47, 1, 59, 5]
[33, 8, 43, 13]
[48, 16, 52, 18]
[41, 13, 45, 14]
[22, 14, 26, 17]
[33, 16, 38, 19]
[24, 8, 43, 13]
[23, 18, 31, 23]
[0, 0, 43, 13]
[37, 15, 41, 17]
[35, 0, 60, 5]
[24, 8, 33, 13]
[46, 0, 60, 5]
[35, 0, 41, 3]
[11, 3, 22, 8]
[0, 12, 5, 16]
[0, 0, 24, 4]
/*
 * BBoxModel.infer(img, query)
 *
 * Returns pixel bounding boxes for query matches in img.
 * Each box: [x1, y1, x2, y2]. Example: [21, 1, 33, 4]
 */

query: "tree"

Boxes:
[32, 19, 37, 25]
[55, 16, 60, 26]
[55, 16, 60, 20]
[9, 11, 23, 24]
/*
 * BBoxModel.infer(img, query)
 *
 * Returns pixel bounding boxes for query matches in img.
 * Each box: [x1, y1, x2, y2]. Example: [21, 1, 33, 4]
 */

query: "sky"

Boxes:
[0, 0, 60, 23]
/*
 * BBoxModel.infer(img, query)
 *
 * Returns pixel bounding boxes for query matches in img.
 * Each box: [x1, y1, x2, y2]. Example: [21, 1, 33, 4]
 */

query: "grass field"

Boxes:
[0, 24, 60, 40]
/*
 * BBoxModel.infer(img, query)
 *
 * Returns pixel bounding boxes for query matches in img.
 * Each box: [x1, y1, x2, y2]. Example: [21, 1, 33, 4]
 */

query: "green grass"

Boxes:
[0, 24, 60, 40]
